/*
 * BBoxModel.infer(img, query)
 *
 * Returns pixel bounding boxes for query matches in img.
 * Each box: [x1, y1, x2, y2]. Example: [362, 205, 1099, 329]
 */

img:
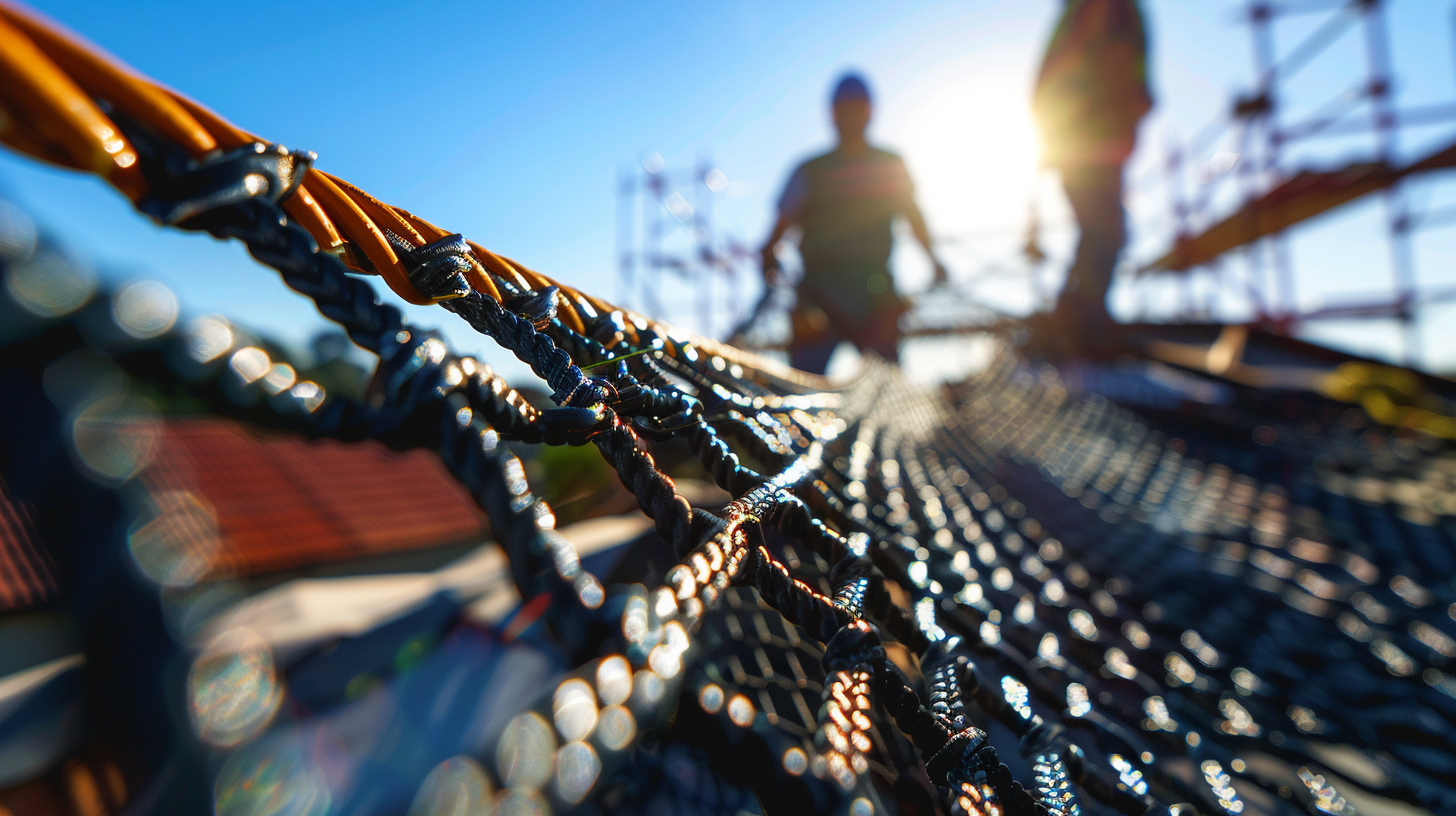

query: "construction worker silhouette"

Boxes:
[761, 73, 946, 375]
[1032, 0, 1151, 342]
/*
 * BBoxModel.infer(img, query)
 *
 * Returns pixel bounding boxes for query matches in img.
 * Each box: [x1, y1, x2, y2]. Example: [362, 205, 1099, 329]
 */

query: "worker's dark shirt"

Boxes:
[1032, 0, 1152, 168]
[777, 147, 914, 322]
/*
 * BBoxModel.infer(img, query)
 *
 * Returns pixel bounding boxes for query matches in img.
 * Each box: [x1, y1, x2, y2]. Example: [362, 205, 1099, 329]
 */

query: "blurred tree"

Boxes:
[299, 330, 368, 400]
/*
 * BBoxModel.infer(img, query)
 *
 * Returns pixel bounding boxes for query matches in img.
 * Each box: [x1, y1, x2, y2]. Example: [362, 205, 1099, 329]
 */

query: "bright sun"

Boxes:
[873, 63, 1048, 308]
[890, 69, 1043, 247]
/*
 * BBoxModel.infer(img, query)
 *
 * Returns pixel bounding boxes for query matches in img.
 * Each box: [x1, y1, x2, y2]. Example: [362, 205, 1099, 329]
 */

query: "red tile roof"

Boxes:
[140, 419, 490, 578]
[0, 474, 60, 612]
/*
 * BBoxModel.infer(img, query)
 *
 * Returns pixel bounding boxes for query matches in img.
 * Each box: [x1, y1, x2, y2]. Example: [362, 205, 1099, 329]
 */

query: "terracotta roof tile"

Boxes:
[141, 419, 489, 578]
[0, 474, 59, 612]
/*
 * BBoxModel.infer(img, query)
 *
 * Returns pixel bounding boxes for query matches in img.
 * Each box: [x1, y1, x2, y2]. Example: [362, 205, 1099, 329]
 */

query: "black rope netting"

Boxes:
[3, 128, 1456, 816]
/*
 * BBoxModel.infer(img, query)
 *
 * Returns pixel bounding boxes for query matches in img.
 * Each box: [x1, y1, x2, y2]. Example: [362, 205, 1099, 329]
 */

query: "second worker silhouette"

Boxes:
[760, 73, 947, 375]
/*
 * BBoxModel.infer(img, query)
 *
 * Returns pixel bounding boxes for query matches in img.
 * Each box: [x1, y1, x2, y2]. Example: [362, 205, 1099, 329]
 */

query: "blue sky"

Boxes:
[3, 0, 1454, 381]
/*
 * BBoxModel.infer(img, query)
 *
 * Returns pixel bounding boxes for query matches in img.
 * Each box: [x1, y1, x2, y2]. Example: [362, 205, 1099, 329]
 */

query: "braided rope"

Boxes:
[4, 6, 1455, 816]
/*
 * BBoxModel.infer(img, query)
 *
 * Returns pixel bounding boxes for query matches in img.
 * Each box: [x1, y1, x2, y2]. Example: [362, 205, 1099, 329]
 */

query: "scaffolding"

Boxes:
[614, 152, 754, 339]
[613, 1, 1456, 370]
[1133, 0, 1456, 365]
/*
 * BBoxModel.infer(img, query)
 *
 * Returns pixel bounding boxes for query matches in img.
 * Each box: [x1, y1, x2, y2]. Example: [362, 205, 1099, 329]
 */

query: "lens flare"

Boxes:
[409, 756, 494, 816]
[188, 627, 282, 748]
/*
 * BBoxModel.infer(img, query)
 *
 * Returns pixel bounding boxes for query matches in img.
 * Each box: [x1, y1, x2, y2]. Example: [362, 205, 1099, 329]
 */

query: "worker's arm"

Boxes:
[895, 156, 948, 286]
[759, 213, 794, 286]
[762, 163, 809, 286]
[905, 200, 949, 285]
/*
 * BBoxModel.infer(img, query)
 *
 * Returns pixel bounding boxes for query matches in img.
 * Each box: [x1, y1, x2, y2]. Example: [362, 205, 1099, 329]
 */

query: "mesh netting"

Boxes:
[1, 5, 1454, 813]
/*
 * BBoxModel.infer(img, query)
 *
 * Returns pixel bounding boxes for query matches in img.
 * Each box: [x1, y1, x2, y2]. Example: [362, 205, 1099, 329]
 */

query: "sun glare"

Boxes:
[894, 71, 1042, 242]
[879, 64, 1045, 310]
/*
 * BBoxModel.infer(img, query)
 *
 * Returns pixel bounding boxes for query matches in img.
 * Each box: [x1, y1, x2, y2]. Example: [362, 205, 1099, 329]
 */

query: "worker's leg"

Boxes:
[853, 305, 902, 365]
[790, 335, 840, 375]
[1053, 163, 1126, 329]
[788, 299, 840, 374]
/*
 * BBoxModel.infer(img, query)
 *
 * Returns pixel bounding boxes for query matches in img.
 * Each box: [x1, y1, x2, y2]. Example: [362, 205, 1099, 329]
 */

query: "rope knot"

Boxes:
[925, 726, 990, 786]
[1019, 721, 1066, 760]
[504, 285, 561, 328]
[609, 375, 703, 434]
[539, 404, 617, 445]
[822, 619, 884, 672]
[388, 232, 475, 303]
[142, 141, 313, 226]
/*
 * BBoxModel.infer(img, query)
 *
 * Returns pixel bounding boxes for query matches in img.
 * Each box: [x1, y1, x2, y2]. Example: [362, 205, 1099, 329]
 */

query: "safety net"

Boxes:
[1, 4, 1454, 816]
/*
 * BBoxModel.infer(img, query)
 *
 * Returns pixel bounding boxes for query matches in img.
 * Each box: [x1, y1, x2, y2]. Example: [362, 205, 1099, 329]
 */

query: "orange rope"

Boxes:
[0, 2, 215, 158]
[304, 171, 429, 305]
[0, 11, 145, 199]
[0, 0, 811, 385]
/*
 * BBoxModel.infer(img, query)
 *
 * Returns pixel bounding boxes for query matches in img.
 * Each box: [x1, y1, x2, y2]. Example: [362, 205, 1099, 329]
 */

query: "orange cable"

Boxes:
[283, 184, 345, 253]
[0, 1, 811, 383]
[324, 173, 428, 246]
[496, 254, 587, 335]
[161, 88, 254, 149]
[305, 171, 431, 305]
[399, 218, 503, 303]
[0, 1, 216, 158]
[468, 241, 534, 293]
[161, 88, 345, 249]
[0, 13, 145, 199]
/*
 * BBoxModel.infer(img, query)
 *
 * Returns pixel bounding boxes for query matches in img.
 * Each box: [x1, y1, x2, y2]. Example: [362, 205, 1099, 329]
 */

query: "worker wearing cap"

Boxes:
[1032, 0, 1152, 341]
[760, 73, 947, 375]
